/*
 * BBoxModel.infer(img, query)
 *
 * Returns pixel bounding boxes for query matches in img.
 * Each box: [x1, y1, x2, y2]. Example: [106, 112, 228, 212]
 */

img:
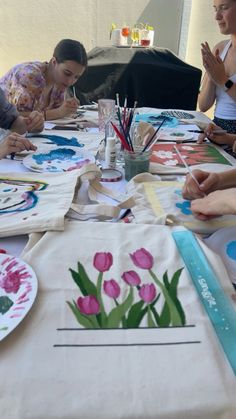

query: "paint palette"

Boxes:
[157, 129, 194, 142]
[23, 148, 95, 172]
[203, 227, 236, 286]
[0, 253, 38, 341]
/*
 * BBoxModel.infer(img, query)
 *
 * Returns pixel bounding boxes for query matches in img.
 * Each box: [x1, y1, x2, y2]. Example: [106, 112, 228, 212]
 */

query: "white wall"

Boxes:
[0, 0, 184, 75]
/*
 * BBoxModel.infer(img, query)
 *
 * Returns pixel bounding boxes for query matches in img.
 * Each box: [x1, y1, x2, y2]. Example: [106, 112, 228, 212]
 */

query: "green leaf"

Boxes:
[126, 300, 145, 328]
[0, 296, 13, 314]
[67, 301, 96, 329]
[167, 268, 186, 326]
[163, 270, 170, 289]
[147, 306, 156, 327]
[69, 261, 97, 297]
[107, 287, 133, 328]
[158, 301, 171, 327]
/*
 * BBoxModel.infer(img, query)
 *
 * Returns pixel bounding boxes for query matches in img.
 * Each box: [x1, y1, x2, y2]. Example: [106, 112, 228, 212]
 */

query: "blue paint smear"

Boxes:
[27, 134, 84, 148]
[176, 200, 192, 215]
[33, 148, 76, 165]
[174, 189, 182, 197]
[226, 241, 236, 261]
[0, 191, 38, 214]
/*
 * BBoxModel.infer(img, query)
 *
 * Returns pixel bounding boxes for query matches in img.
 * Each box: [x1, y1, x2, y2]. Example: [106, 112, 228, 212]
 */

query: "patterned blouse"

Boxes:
[0, 61, 65, 112]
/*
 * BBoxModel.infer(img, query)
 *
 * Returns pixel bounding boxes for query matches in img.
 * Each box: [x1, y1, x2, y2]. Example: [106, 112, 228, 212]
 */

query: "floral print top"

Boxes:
[0, 61, 65, 112]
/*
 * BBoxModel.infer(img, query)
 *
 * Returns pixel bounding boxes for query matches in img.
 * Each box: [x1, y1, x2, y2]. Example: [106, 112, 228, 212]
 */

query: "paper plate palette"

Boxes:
[157, 129, 194, 142]
[203, 227, 236, 286]
[23, 147, 95, 172]
[0, 253, 38, 341]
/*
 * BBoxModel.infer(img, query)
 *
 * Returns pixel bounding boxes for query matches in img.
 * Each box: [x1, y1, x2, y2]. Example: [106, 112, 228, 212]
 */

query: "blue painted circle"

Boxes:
[226, 241, 236, 261]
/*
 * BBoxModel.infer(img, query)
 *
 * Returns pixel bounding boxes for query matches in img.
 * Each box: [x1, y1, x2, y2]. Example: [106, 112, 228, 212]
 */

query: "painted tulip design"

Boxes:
[103, 279, 120, 299]
[139, 283, 156, 303]
[77, 295, 100, 315]
[93, 252, 113, 272]
[130, 248, 154, 270]
[121, 270, 141, 286]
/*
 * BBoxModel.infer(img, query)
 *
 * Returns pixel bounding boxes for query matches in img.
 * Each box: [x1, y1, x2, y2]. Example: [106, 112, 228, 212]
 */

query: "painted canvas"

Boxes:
[150, 143, 232, 167]
[0, 253, 38, 341]
[6, 221, 234, 418]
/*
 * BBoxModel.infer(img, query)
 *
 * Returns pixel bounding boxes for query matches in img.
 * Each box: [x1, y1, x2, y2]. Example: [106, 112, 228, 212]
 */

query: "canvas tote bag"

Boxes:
[124, 173, 236, 234]
[1, 221, 235, 419]
[0, 163, 128, 237]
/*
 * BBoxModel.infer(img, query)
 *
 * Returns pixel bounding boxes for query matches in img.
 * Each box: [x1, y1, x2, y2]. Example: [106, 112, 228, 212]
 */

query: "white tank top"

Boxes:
[214, 40, 236, 120]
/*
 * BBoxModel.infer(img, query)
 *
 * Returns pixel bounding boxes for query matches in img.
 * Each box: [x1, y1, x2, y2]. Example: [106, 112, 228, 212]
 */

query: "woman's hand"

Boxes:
[58, 98, 79, 117]
[182, 169, 221, 199]
[201, 42, 227, 85]
[0, 133, 37, 159]
[24, 111, 44, 133]
[191, 188, 236, 220]
[197, 123, 235, 146]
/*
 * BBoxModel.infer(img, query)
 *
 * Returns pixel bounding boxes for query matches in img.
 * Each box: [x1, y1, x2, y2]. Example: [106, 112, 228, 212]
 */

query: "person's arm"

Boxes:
[197, 123, 236, 146]
[182, 169, 236, 200]
[44, 98, 79, 120]
[191, 188, 236, 220]
[10, 111, 44, 134]
[198, 72, 216, 112]
[200, 41, 236, 102]
[0, 132, 37, 159]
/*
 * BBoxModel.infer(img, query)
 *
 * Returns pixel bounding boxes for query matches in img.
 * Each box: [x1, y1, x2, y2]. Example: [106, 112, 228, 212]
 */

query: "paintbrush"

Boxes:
[173, 145, 206, 195]
[141, 117, 166, 152]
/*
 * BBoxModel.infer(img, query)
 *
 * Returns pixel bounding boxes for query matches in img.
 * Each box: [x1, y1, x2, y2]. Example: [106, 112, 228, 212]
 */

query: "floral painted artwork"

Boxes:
[0, 177, 48, 215]
[150, 143, 232, 167]
[0, 254, 38, 340]
[67, 249, 186, 328]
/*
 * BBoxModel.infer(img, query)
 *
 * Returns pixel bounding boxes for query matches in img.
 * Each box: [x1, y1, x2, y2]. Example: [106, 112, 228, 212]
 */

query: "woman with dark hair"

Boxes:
[0, 39, 87, 120]
[199, 0, 236, 133]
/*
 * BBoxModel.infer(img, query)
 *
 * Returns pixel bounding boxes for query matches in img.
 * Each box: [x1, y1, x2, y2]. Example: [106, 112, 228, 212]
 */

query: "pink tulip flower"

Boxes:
[103, 279, 120, 299]
[121, 270, 141, 286]
[93, 252, 113, 272]
[77, 295, 100, 315]
[130, 248, 154, 270]
[139, 283, 156, 303]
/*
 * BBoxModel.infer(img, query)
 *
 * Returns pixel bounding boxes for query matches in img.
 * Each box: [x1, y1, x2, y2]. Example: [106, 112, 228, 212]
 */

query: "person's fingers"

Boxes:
[197, 132, 206, 144]
[199, 173, 219, 192]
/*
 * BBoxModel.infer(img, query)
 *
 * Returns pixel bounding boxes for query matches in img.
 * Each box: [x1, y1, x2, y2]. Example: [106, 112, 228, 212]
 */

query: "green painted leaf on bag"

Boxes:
[168, 268, 186, 325]
[0, 296, 13, 314]
[67, 301, 95, 328]
[147, 306, 156, 327]
[126, 300, 145, 328]
[158, 301, 171, 327]
[107, 287, 133, 328]
[163, 270, 170, 289]
[69, 261, 97, 297]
